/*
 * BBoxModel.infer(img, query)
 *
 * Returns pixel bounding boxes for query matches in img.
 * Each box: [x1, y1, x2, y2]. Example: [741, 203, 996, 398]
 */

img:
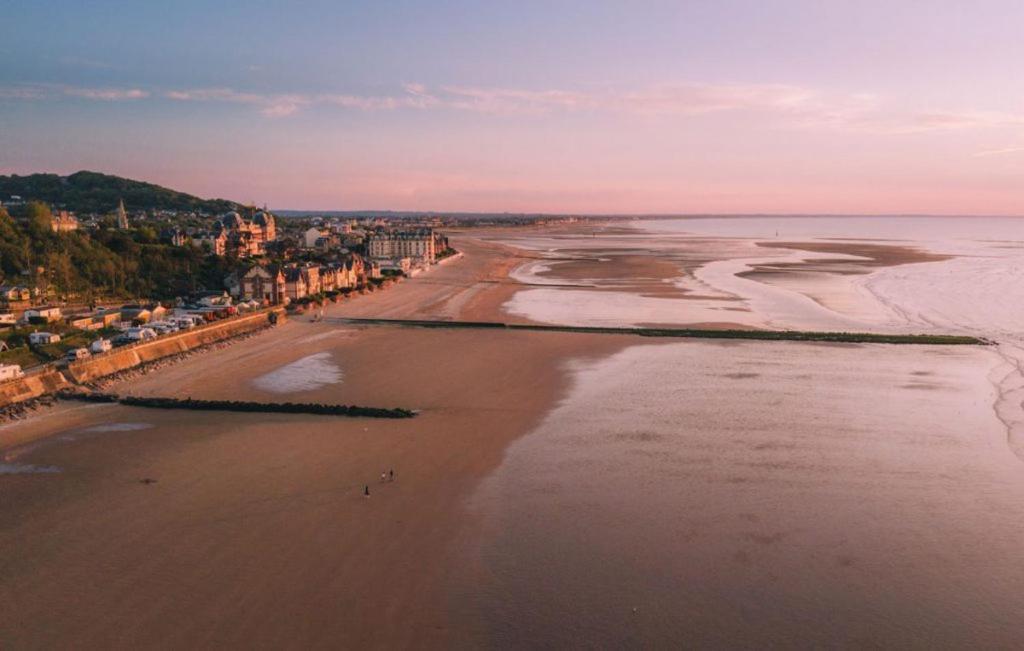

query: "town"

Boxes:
[0, 191, 457, 381]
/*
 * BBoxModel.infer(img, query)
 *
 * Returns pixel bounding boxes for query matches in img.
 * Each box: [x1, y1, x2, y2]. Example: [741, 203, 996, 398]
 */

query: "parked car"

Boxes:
[150, 321, 179, 334]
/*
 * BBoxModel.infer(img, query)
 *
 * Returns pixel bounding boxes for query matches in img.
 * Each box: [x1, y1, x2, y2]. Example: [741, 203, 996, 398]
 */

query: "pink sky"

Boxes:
[3, 1, 1024, 214]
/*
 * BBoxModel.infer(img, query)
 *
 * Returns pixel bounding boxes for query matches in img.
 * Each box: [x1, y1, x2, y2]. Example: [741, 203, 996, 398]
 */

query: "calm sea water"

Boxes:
[458, 216, 1024, 647]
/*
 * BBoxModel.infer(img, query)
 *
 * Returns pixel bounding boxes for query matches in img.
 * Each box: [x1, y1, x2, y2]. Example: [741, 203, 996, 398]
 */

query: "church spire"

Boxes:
[115, 199, 129, 229]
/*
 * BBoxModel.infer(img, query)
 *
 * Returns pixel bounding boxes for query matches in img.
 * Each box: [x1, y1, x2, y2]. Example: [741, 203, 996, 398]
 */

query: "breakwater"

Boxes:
[331, 317, 985, 346]
[59, 391, 415, 419]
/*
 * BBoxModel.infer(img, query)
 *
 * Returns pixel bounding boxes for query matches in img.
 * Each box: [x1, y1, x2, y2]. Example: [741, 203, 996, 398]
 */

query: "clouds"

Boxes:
[0, 84, 149, 101]
[2, 80, 1022, 138]
[62, 87, 149, 101]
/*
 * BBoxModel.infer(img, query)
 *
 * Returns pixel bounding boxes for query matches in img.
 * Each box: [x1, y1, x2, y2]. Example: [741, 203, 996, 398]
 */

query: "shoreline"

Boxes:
[0, 230, 644, 648]
[3, 223, 1020, 647]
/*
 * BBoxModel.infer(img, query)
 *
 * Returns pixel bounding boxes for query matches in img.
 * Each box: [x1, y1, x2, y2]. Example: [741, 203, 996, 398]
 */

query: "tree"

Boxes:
[22, 201, 53, 236]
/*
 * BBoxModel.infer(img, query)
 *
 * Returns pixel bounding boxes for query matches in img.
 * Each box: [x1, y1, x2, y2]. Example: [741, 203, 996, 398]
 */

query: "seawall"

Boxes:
[65, 309, 283, 384]
[0, 309, 284, 409]
[0, 369, 70, 408]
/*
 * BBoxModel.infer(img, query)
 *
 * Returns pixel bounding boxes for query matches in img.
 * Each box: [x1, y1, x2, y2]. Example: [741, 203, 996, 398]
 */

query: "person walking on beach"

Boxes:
[389, 469, 395, 482]
[364, 485, 370, 498]
[380, 471, 387, 483]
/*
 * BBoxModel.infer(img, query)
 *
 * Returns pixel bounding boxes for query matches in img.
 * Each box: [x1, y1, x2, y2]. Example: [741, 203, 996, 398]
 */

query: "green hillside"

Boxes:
[0, 170, 239, 214]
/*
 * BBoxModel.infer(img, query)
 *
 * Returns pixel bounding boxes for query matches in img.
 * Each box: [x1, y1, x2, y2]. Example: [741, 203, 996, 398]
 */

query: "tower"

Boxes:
[115, 199, 129, 229]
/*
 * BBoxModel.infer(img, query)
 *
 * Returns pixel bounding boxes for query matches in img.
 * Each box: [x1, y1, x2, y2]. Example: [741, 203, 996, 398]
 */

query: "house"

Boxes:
[148, 304, 169, 321]
[29, 332, 61, 345]
[198, 230, 228, 256]
[51, 210, 79, 232]
[283, 267, 308, 301]
[241, 265, 286, 304]
[24, 306, 62, 323]
[320, 265, 339, 292]
[66, 314, 95, 329]
[120, 305, 152, 324]
[367, 260, 382, 280]
[303, 227, 326, 249]
[224, 272, 241, 298]
[0, 285, 31, 303]
[300, 264, 321, 295]
[162, 228, 189, 246]
[94, 310, 121, 327]
[204, 210, 277, 257]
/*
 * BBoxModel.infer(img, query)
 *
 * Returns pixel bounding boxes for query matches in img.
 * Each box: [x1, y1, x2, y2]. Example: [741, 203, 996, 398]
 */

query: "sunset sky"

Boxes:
[2, 1, 1023, 214]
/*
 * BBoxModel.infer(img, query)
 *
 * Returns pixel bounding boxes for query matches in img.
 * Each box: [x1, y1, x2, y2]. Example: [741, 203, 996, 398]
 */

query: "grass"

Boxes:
[0, 346, 46, 369]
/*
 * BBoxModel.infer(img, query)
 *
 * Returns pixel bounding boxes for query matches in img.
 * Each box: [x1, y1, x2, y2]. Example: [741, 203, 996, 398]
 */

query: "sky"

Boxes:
[2, 0, 1024, 214]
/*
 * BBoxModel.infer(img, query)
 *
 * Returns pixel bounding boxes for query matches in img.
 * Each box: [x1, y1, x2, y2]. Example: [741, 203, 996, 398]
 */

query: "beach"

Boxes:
[3, 217, 1024, 648]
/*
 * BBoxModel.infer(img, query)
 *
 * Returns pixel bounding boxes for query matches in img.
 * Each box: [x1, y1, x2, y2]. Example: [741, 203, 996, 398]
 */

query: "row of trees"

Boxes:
[0, 203, 235, 300]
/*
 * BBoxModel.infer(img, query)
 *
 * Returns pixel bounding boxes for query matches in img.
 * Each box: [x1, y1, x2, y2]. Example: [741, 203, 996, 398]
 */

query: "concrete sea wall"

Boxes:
[0, 309, 284, 408]
[0, 369, 70, 408]
[65, 310, 282, 384]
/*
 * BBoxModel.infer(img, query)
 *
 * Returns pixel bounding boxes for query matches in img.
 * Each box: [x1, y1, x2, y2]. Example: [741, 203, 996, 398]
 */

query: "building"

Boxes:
[115, 199, 129, 229]
[24, 306, 62, 323]
[199, 230, 228, 256]
[283, 267, 308, 301]
[0, 285, 31, 305]
[120, 305, 152, 324]
[303, 227, 326, 249]
[162, 229, 189, 246]
[300, 264, 321, 295]
[204, 210, 278, 257]
[240, 265, 286, 304]
[366, 229, 437, 263]
[28, 332, 61, 345]
[51, 210, 79, 232]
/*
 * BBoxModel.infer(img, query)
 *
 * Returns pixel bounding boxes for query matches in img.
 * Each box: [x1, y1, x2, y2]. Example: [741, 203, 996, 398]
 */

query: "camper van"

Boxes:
[90, 338, 113, 354]
[28, 332, 61, 345]
[124, 327, 158, 342]
[65, 348, 91, 362]
[0, 313, 15, 326]
[0, 364, 24, 382]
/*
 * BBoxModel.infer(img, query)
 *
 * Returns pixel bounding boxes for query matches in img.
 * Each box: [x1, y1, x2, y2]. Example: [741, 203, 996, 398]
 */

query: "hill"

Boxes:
[0, 171, 239, 215]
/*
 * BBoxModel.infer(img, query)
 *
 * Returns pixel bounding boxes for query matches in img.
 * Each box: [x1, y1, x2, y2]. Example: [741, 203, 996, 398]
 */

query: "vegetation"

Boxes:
[0, 170, 239, 214]
[0, 203, 237, 299]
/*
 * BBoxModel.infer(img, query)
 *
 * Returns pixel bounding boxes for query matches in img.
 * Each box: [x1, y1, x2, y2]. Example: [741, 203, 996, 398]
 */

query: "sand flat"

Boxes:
[3, 218, 1024, 648]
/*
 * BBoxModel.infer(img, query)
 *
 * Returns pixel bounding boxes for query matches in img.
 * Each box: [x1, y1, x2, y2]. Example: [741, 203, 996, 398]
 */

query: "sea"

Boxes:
[453, 215, 1024, 647]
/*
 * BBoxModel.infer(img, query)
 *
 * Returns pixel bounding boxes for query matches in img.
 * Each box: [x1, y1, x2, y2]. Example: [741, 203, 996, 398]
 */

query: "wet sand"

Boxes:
[2, 220, 1021, 648]
[0, 233, 634, 648]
